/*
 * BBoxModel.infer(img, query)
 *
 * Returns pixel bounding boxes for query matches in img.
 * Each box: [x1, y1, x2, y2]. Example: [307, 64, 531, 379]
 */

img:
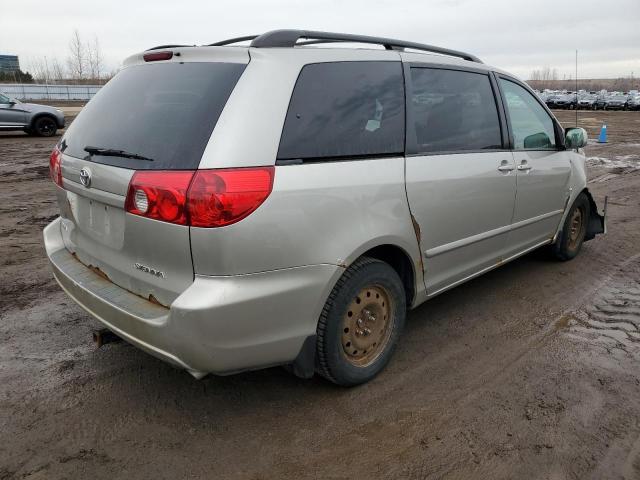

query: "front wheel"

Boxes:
[316, 257, 406, 386]
[552, 193, 590, 261]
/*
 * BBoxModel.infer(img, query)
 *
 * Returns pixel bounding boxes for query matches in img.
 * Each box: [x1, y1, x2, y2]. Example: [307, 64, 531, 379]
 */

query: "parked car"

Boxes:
[604, 94, 628, 110]
[594, 93, 609, 110]
[0, 93, 65, 136]
[577, 94, 597, 109]
[545, 93, 561, 108]
[627, 95, 640, 111]
[554, 93, 577, 109]
[43, 30, 606, 386]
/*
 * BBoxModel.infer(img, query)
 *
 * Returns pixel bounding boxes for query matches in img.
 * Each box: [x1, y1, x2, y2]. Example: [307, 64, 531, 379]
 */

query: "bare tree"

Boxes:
[67, 29, 86, 81]
[28, 57, 51, 83]
[50, 58, 66, 83]
[86, 36, 104, 81]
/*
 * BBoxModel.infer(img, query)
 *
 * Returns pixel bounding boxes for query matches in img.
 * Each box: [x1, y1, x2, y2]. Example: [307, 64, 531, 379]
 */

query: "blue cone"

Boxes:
[598, 124, 608, 143]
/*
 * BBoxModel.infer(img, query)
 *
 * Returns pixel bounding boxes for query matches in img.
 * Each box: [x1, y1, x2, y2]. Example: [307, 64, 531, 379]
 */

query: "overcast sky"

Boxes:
[3, 0, 639, 80]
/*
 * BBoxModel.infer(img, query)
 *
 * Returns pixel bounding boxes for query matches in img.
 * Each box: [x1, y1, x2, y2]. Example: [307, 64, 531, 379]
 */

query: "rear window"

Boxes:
[62, 62, 246, 170]
[277, 61, 405, 161]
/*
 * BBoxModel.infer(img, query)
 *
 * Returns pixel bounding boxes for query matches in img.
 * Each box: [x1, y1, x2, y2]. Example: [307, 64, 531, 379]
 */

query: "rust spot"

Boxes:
[410, 213, 425, 272]
[88, 264, 110, 282]
[148, 294, 164, 307]
[67, 251, 169, 309]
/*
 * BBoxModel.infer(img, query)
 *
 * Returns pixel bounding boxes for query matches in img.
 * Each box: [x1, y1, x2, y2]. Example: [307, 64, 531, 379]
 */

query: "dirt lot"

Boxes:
[1, 110, 639, 479]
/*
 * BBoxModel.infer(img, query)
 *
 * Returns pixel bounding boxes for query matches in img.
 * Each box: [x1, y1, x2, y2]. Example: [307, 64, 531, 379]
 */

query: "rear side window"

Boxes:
[277, 61, 405, 161]
[499, 78, 556, 150]
[62, 62, 246, 170]
[409, 68, 502, 153]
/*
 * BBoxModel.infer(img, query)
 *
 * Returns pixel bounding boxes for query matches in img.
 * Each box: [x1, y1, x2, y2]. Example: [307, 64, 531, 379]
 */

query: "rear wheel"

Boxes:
[316, 257, 406, 386]
[552, 193, 590, 261]
[32, 116, 57, 137]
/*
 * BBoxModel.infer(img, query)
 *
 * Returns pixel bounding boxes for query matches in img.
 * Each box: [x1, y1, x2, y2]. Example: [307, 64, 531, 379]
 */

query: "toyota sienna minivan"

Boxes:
[44, 30, 606, 386]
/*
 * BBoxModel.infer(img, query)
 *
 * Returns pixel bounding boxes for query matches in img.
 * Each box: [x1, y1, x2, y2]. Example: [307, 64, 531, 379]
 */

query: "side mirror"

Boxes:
[8, 101, 16, 106]
[565, 127, 588, 149]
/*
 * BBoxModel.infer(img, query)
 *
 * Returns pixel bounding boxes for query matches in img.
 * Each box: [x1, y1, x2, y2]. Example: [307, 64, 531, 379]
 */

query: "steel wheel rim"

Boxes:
[341, 284, 394, 367]
[568, 206, 585, 250]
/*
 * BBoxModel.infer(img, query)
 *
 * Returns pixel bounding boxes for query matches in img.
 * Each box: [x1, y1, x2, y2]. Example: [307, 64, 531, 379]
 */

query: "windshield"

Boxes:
[62, 62, 246, 170]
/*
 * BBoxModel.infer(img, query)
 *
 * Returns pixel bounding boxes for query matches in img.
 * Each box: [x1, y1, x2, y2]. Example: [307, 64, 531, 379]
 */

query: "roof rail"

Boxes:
[146, 44, 193, 51]
[208, 35, 258, 47]
[249, 29, 482, 63]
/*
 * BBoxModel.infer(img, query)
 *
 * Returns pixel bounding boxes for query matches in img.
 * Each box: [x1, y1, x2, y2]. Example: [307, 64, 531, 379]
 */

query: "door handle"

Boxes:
[497, 160, 514, 172]
[517, 163, 532, 171]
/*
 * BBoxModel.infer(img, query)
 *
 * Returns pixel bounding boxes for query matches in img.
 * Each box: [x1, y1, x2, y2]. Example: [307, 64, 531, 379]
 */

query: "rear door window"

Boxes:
[62, 62, 246, 170]
[277, 61, 405, 161]
[409, 67, 503, 154]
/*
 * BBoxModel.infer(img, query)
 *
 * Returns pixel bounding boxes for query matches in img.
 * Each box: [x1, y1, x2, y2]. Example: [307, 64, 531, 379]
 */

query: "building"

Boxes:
[0, 55, 20, 73]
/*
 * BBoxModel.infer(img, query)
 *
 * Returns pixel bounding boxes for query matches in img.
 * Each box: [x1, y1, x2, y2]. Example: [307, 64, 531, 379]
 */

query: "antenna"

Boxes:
[575, 49, 578, 127]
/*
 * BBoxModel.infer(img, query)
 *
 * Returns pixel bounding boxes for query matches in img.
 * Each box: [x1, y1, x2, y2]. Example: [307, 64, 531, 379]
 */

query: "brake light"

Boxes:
[124, 167, 274, 227]
[125, 171, 193, 225]
[143, 51, 173, 62]
[49, 146, 63, 187]
[188, 167, 274, 227]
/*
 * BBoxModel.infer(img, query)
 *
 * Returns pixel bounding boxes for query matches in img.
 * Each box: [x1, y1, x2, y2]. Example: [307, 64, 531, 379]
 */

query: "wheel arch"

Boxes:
[336, 236, 421, 308]
[29, 112, 59, 129]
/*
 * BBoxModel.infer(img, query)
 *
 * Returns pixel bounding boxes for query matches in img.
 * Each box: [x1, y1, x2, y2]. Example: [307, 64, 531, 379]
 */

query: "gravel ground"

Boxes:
[0, 110, 639, 479]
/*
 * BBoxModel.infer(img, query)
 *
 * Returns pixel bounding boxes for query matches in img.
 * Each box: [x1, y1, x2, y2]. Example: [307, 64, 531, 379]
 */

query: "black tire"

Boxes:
[32, 116, 57, 137]
[316, 257, 406, 386]
[552, 193, 590, 261]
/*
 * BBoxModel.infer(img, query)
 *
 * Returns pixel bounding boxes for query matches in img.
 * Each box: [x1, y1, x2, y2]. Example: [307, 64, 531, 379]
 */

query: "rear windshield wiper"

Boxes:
[84, 146, 154, 162]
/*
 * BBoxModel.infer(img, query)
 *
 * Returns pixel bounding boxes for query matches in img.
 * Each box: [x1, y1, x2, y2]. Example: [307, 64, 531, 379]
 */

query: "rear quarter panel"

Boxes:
[190, 157, 422, 280]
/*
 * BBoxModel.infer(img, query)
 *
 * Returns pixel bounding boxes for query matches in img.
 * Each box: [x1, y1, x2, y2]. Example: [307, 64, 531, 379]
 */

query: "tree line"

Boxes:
[1, 30, 113, 85]
[528, 66, 639, 92]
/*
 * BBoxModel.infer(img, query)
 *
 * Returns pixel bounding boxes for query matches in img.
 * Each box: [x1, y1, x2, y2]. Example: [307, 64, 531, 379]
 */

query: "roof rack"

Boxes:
[147, 30, 482, 64]
[249, 29, 482, 63]
[208, 35, 258, 47]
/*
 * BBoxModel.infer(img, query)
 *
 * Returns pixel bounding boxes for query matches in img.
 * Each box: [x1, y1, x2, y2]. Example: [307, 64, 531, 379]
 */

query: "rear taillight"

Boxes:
[125, 171, 193, 225]
[124, 167, 274, 227]
[49, 146, 63, 187]
[188, 167, 274, 227]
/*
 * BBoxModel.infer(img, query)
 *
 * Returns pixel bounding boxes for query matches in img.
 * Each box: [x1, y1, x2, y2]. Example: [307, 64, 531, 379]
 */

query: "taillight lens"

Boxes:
[188, 167, 274, 227]
[125, 171, 194, 225]
[143, 51, 173, 62]
[124, 167, 274, 227]
[49, 146, 63, 187]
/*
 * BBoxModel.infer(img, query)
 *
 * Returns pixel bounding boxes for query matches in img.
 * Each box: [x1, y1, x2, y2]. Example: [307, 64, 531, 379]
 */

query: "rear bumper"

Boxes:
[44, 217, 340, 378]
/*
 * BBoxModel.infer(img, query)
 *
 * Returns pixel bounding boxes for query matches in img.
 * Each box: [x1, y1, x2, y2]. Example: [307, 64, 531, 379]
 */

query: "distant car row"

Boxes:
[535, 89, 640, 111]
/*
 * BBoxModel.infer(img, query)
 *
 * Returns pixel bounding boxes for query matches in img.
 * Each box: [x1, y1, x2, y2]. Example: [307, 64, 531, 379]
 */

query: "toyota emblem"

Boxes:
[79, 167, 91, 188]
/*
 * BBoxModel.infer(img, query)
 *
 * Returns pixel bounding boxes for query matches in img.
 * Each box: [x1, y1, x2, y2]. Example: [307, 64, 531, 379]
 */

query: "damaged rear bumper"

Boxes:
[44, 217, 339, 378]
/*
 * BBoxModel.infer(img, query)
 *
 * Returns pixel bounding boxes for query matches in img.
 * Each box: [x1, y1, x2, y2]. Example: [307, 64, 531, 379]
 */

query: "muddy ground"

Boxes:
[1, 110, 639, 479]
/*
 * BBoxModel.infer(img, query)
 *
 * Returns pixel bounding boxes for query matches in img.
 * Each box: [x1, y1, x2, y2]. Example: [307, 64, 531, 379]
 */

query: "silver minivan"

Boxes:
[43, 30, 605, 385]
